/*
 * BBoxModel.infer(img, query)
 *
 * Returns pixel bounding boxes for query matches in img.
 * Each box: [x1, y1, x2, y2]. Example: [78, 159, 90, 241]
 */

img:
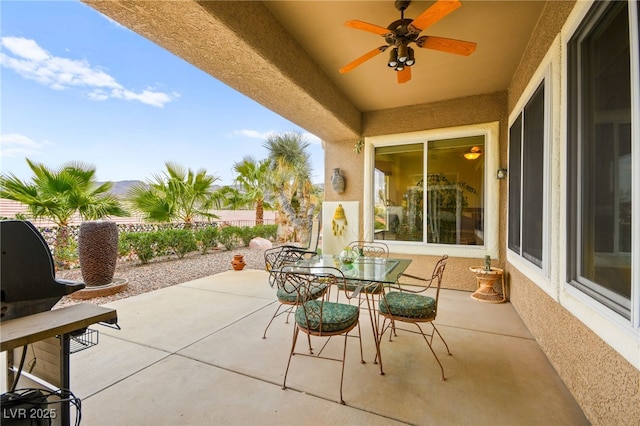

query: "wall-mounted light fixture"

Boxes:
[497, 168, 508, 179]
[464, 146, 482, 160]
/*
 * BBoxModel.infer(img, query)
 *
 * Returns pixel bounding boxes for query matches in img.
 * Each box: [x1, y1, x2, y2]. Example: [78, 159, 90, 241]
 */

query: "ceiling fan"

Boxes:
[339, 0, 477, 84]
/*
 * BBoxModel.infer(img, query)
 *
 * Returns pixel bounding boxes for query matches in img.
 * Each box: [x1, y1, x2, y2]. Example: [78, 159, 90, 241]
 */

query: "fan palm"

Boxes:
[0, 158, 129, 258]
[233, 156, 272, 224]
[127, 162, 219, 226]
[263, 132, 315, 243]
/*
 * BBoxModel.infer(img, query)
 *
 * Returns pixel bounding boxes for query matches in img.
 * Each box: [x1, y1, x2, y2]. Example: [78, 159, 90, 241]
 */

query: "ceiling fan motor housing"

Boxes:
[395, 0, 411, 12]
[386, 19, 421, 45]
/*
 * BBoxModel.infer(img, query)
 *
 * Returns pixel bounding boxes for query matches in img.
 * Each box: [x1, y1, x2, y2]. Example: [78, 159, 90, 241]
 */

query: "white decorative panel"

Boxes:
[322, 201, 359, 255]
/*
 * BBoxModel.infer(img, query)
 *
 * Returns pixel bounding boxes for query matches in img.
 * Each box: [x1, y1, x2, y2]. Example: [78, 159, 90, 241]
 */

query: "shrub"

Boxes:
[218, 226, 241, 250]
[236, 226, 255, 247]
[163, 228, 197, 259]
[54, 236, 78, 270]
[120, 231, 158, 264]
[194, 225, 219, 255]
[253, 224, 277, 240]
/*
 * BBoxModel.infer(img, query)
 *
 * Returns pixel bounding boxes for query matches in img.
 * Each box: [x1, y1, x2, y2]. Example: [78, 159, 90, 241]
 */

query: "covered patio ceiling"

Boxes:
[84, 1, 546, 142]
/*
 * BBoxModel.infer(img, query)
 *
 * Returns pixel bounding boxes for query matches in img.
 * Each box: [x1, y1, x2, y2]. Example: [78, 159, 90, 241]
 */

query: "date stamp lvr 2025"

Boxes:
[2, 407, 58, 420]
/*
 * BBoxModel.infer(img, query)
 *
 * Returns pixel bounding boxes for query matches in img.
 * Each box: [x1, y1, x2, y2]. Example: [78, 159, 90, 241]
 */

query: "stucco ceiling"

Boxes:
[263, 1, 546, 111]
[84, 1, 547, 142]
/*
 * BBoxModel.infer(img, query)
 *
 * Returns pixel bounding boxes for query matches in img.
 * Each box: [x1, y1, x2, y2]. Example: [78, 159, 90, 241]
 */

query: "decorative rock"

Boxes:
[249, 237, 273, 250]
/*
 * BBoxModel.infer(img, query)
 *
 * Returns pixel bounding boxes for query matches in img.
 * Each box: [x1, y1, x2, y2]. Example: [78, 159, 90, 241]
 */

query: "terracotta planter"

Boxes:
[78, 221, 119, 286]
[231, 254, 246, 271]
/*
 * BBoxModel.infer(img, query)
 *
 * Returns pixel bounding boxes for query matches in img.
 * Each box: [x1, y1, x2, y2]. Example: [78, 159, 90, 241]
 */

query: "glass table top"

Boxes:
[289, 254, 411, 284]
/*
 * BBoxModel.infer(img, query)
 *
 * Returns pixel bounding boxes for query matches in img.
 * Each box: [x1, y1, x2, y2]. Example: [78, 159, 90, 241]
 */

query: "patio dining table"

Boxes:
[289, 254, 412, 375]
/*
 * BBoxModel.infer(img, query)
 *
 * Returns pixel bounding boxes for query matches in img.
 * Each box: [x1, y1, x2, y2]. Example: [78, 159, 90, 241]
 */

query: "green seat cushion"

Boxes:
[295, 300, 359, 333]
[277, 283, 327, 304]
[379, 291, 436, 318]
[337, 279, 384, 294]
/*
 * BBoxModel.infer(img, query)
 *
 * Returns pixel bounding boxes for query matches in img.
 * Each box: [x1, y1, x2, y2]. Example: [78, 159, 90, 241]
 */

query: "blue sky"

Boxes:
[0, 0, 324, 185]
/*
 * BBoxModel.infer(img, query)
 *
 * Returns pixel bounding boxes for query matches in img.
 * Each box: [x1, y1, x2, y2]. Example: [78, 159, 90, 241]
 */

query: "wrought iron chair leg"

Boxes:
[263, 303, 287, 339]
[432, 323, 452, 355]
[282, 326, 299, 390]
[339, 333, 348, 405]
[356, 322, 365, 364]
[306, 330, 314, 354]
[415, 323, 446, 381]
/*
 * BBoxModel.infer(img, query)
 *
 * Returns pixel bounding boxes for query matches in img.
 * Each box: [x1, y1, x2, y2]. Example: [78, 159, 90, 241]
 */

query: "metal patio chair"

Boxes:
[378, 254, 451, 381]
[280, 266, 363, 404]
[262, 246, 325, 339]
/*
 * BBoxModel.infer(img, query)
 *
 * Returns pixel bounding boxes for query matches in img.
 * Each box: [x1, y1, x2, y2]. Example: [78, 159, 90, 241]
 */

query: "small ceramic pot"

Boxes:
[231, 254, 246, 271]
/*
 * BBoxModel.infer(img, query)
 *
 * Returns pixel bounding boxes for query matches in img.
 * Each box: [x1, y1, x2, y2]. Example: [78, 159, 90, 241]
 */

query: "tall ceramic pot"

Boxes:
[78, 221, 119, 286]
[331, 168, 345, 193]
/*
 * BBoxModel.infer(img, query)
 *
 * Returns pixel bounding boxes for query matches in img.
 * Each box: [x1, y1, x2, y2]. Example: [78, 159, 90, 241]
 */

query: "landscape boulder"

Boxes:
[249, 237, 272, 250]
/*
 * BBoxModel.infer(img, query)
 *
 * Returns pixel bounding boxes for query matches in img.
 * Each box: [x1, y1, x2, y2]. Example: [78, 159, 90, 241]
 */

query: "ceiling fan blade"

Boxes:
[339, 46, 388, 74]
[416, 36, 477, 56]
[409, 0, 462, 33]
[345, 20, 392, 36]
[397, 67, 411, 84]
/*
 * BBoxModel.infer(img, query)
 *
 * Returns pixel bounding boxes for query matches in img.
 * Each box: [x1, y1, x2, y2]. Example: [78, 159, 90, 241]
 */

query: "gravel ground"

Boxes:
[54, 247, 267, 309]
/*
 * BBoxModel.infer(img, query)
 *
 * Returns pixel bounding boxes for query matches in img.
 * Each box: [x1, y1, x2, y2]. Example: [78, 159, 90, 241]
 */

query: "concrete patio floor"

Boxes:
[68, 269, 588, 425]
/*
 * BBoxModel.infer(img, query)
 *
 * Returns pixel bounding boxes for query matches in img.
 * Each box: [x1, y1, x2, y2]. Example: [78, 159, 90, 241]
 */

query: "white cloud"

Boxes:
[0, 36, 176, 108]
[0, 134, 48, 158]
[231, 129, 276, 139]
[1, 37, 49, 61]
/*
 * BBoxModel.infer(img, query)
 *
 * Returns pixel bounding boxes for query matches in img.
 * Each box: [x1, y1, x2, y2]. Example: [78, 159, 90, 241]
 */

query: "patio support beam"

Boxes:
[83, 0, 361, 143]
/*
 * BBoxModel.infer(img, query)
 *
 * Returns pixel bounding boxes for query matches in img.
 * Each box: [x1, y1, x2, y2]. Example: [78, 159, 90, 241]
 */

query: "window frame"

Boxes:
[558, 0, 639, 368]
[507, 72, 552, 279]
[363, 122, 500, 259]
[566, 0, 635, 320]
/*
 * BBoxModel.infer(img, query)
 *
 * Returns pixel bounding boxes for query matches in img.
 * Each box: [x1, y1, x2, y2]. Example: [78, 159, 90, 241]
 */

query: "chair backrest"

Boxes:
[0, 220, 85, 321]
[348, 240, 389, 258]
[280, 266, 352, 331]
[265, 246, 315, 287]
[431, 254, 448, 310]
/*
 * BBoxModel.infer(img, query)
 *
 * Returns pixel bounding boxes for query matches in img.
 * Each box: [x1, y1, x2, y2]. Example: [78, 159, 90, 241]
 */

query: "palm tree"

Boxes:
[233, 156, 272, 224]
[127, 162, 219, 226]
[263, 131, 315, 243]
[209, 185, 245, 211]
[0, 158, 129, 258]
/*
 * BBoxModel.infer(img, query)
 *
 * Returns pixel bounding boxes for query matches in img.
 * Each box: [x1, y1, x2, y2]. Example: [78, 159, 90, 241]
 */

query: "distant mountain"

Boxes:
[103, 180, 144, 198]
[103, 181, 227, 198]
[103, 180, 321, 199]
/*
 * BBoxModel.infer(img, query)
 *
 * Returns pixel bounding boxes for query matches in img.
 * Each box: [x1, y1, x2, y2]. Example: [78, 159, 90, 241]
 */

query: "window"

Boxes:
[568, 0, 633, 318]
[373, 136, 485, 246]
[508, 81, 547, 270]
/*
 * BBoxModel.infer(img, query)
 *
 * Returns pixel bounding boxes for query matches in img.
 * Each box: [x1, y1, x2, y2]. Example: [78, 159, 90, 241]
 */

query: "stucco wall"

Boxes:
[325, 91, 508, 293]
[509, 267, 640, 424]
[504, 1, 640, 424]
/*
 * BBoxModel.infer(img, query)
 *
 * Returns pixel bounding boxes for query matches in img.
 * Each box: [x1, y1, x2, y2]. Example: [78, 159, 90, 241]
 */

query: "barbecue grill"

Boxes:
[1, 220, 85, 321]
[1, 220, 118, 426]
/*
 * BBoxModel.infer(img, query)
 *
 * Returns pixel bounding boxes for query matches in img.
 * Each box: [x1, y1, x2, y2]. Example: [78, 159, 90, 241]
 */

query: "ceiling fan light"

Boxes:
[397, 42, 408, 62]
[463, 146, 482, 160]
[387, 48, 398, 67]
[396, 64, 405, 71]
[405, 47, 415, 66]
